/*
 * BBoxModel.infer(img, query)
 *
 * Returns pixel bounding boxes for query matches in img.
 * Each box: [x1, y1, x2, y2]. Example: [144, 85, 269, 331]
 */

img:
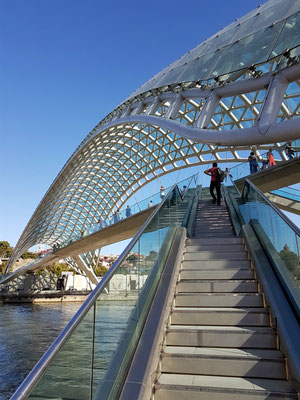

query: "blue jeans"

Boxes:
[250, 163, 258, 174]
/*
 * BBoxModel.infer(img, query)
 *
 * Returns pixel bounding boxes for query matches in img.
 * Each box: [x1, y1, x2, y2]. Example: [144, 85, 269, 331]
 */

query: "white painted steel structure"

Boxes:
[6, 0, 300, 275]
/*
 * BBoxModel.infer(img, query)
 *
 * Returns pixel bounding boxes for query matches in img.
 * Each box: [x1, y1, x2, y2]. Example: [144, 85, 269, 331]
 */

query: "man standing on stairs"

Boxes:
[204, 162, 221, 206]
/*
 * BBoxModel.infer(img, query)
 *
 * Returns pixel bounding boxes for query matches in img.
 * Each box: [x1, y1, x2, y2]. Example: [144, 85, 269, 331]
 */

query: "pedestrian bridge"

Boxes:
[0, 206, 153, 285]
[5, 0, 300, 396]
[0, 176, 195, 286]
[10, 177, 300, 400]
[267, 186, 300, 216]
[234, 157, 300, 194]
[232, 157, 300, 215]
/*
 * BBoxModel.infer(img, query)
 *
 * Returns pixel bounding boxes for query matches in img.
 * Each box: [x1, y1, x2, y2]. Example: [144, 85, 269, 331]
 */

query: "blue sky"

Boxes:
[2, 0, 298, 254]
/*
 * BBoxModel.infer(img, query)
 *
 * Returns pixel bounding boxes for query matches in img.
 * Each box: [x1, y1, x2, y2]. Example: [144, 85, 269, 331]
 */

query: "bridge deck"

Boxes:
[1, 207, 153, 284]
[234, 157, 300, 193]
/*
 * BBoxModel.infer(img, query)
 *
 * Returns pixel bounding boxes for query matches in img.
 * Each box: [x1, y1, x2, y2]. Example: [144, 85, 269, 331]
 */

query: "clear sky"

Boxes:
[2, 0, 298, 253]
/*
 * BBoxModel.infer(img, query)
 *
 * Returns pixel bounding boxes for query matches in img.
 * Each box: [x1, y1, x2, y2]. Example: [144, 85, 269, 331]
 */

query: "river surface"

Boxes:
[0, 303, 82, 399]
[0, 300, 134, 400]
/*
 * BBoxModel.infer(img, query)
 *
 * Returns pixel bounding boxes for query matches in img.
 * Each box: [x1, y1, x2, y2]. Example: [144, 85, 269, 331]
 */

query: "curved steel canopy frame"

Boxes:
[5, 0, 300, 275]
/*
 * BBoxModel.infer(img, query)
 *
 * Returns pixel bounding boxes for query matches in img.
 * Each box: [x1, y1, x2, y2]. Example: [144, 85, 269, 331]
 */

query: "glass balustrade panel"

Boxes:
[29, 306, 95, 400]
[239, 182, 300, 286]
[24, 182, 193, 400]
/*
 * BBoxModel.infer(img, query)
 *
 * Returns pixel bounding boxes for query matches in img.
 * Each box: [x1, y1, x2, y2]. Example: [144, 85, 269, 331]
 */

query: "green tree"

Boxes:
[46, 263, 76, 276]
[146, 251, 158, 261]
[279, 244, 299, 276]
[95, 265, 108, 277]
[0, 241, 12, 258]
[0, 261, 7, 274]
[22, 251, 38, 259]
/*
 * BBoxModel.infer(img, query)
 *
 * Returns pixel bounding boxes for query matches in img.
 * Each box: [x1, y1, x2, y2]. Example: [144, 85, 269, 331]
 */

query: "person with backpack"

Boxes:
[204, 162, 223, 206]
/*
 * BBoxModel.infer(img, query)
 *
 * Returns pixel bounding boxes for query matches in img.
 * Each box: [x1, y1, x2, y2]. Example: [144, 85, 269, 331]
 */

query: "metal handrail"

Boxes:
[10, 182, 184, 400]
[243, 178, 300, 237]
[229, 148, 289, 178]
[227, 172, 241, 194]
[180, 173, 198, 201]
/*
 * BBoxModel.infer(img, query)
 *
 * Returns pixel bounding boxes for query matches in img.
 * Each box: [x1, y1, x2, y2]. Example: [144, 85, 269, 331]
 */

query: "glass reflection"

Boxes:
[272, 11, 300, 57]
[239, 182, 300, 288]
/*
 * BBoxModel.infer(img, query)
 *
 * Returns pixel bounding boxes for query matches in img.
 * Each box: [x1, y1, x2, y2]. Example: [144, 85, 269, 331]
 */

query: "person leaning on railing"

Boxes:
[285, 142, 295, 160]
[248, 151, 259, 174]
[267, 148, 276, 168]
[125, 205, 132, 217]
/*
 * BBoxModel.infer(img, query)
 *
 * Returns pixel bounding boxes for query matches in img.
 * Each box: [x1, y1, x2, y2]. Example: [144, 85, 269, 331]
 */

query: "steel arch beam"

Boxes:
[5, 9, 300, 277]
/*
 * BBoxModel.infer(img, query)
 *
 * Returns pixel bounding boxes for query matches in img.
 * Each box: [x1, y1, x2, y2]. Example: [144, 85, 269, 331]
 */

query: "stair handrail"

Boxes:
[10, 182, 184, 400]
[226, 172, 299, 236]
[243, 178, 300, 237]
[173, 173, 198, 201]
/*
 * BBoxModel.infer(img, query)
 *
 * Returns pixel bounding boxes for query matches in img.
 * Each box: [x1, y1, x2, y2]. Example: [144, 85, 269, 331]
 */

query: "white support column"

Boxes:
[73, 255, 99, 285]
[95, 248, 102, 270]
[257, 72, 289, 134]
[195, 91, 219, 129]
[131, 102, 144, 116]
[164, 93, 183, 120]
[121, 106, 132, 118]
[146, 97, 161, 115]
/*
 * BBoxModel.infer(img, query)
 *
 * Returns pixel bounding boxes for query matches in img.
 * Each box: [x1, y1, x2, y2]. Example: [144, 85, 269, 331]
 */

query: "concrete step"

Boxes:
[161, 347, 286, 379]
[181, 269, 254, 280]
[197, 205, 228, 209]
[187, 238, 242, 245]
[186, 244, 245, 252]
[197, 210, 229, 213]
[175, 293, 264, 307]
[193, 230, 234, 235]
[196, 212, 230, 215]
[196, 214, 230, 217]
[193, 233, 235, 238]
[195, 217, 230, 221]
[195, 219, 231, 223]
[194, 224, 233, 230]
[195, 215, 230, 219]
[155, 374, 297, 399]
[166, 325, 277, 348]
[183, 252, 248, 261]
[171, 307, 270, 326]
[196, 210, 229, 214]
[195, 215, 231, 219]
[181, 259, 251, 270]
[193, 228, 233, 233]
[177, 279, 258, 293]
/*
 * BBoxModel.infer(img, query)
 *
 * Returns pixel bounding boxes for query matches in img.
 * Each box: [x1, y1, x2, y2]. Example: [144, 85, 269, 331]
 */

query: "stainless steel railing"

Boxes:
[10, 180, 194, 400]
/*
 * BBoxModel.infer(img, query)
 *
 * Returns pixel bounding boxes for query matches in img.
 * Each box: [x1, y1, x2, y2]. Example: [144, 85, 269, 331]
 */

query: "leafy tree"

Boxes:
[49, 264, 63, 276]
[279, 244, 299, 276]
[146, 251, 158, 261]
[22, 251, 38, 259]
[0, 241, 12, 258]
[0, 261, 7, 274]
[46, 263, 76, 276]
[95, 265, 108, 277]
[127, 254, 139, 265]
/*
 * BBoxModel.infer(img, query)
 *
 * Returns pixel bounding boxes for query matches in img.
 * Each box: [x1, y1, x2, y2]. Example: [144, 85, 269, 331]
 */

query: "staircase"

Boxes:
[154, 197, 297, 399]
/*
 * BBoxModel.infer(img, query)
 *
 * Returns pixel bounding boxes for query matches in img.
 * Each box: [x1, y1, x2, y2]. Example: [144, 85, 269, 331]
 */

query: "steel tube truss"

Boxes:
[6, 0, 300, 274]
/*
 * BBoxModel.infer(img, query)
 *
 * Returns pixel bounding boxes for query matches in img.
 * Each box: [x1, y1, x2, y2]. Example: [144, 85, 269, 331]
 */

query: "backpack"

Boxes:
[216, 168, 225, 182]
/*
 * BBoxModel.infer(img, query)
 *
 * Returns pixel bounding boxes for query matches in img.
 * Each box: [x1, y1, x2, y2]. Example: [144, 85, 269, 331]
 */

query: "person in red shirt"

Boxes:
[204, 162, 221, 205]
[267, 149, 276, 167]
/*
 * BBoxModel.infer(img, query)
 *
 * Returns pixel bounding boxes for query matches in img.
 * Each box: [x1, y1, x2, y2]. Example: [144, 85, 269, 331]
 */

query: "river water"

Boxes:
[0, 302, 82, 399]
[0, 299, 134, 400]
